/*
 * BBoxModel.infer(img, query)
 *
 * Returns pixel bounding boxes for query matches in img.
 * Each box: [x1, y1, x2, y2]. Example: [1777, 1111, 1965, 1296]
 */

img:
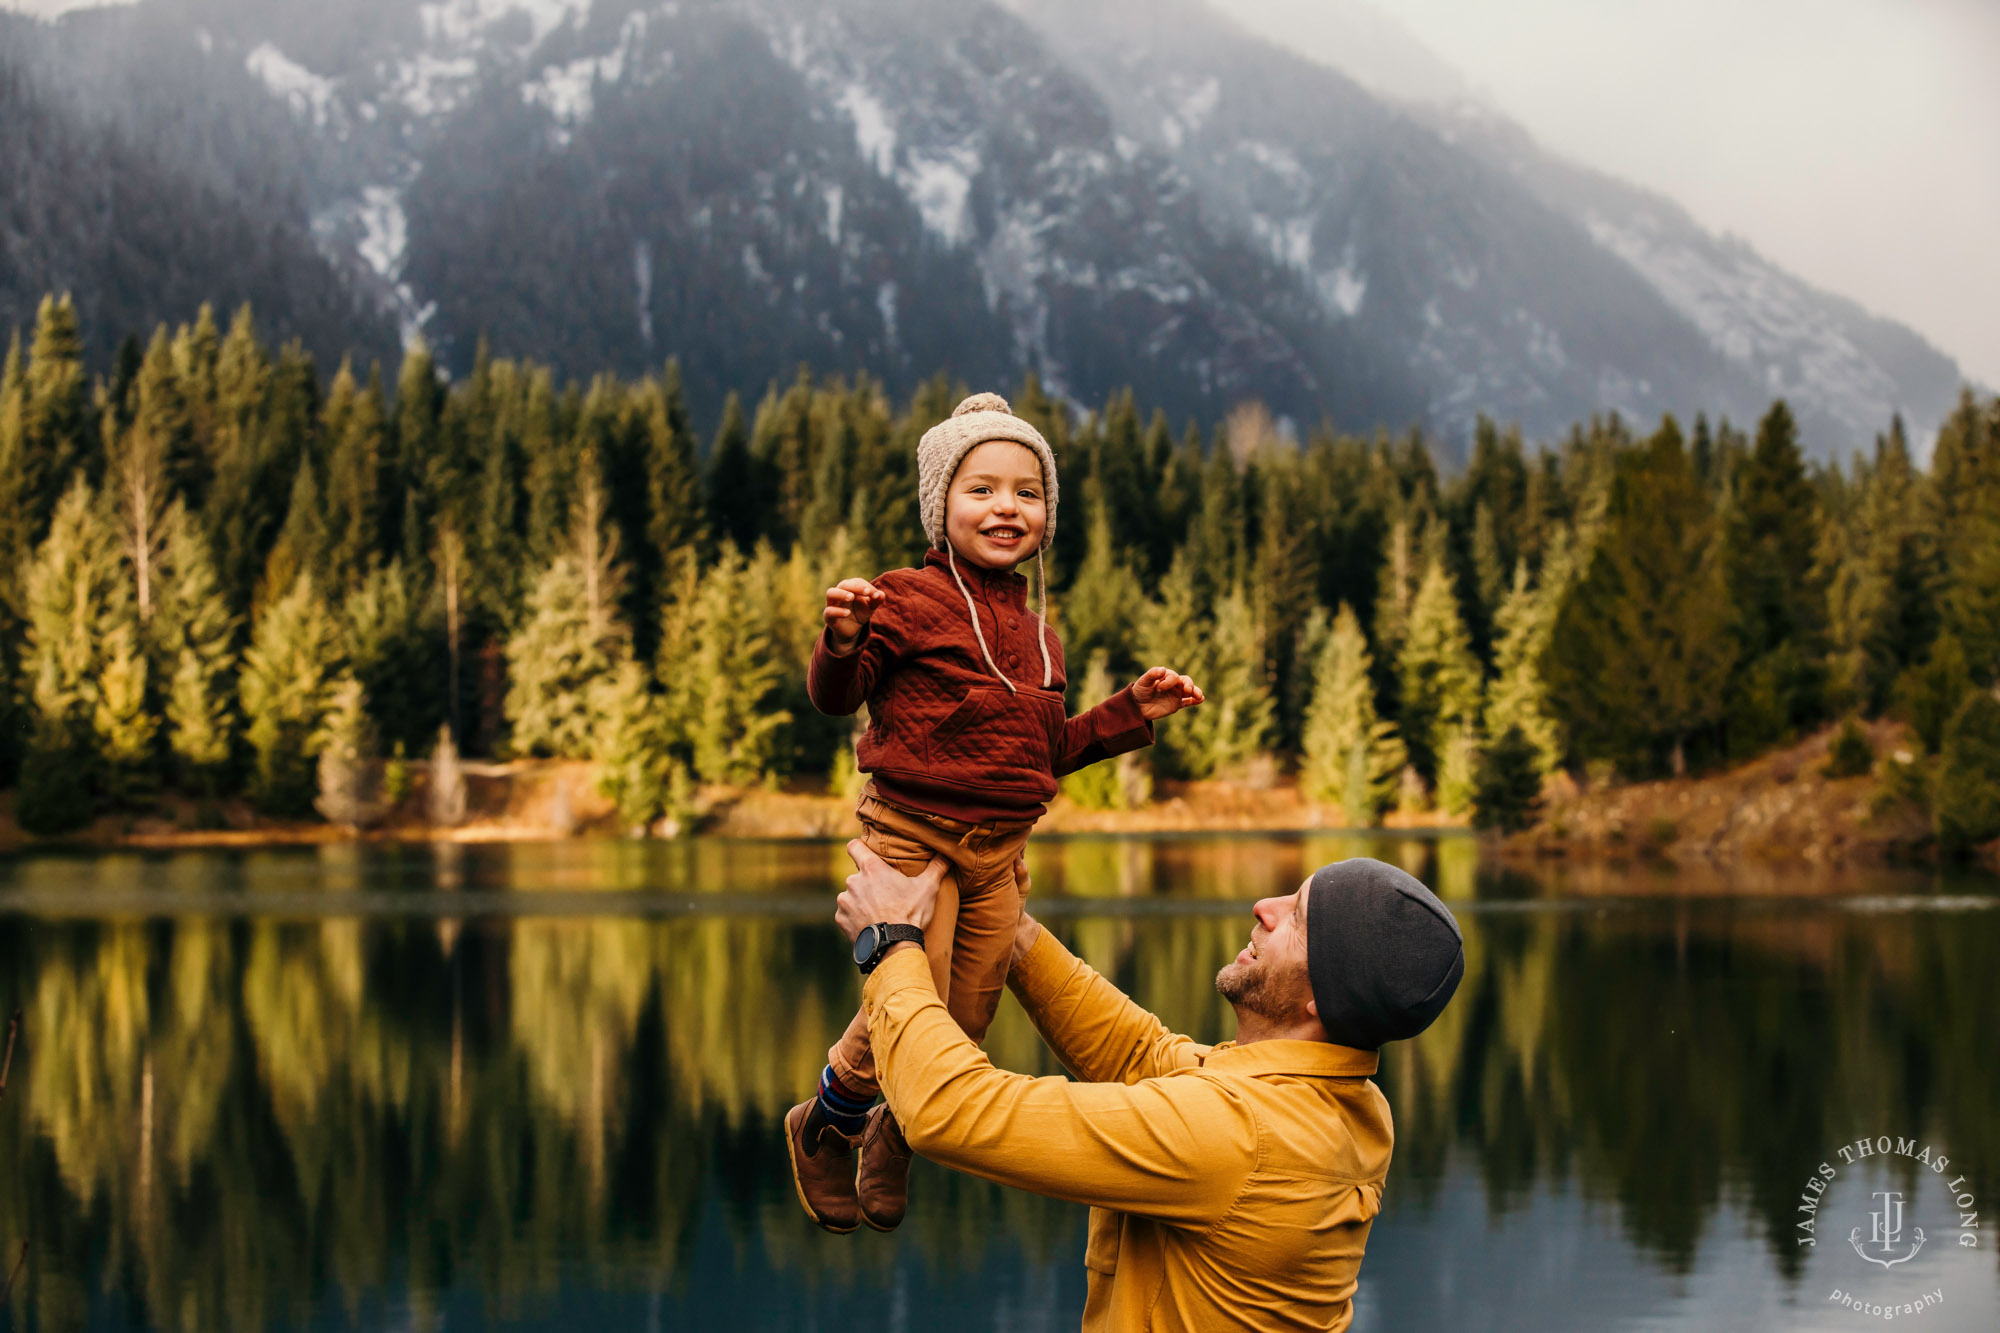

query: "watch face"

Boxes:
[853, 924, 880, 967]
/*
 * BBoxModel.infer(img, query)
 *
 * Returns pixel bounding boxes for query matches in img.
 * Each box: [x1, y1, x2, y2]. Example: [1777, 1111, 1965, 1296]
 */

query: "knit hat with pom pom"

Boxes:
[917, 392, 1060, 553]
[916, 392, 1061, 693]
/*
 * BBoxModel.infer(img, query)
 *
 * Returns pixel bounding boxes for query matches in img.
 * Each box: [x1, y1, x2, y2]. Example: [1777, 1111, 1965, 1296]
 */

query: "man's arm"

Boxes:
[865, 948, 1256, 1225]
[1006, 919, 1206, 1085]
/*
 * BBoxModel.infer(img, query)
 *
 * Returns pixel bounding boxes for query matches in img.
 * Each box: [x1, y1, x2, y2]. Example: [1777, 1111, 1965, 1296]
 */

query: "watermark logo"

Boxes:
[1853, 1190, 1925, 1268]
[1797, 1134, 1981, 1319]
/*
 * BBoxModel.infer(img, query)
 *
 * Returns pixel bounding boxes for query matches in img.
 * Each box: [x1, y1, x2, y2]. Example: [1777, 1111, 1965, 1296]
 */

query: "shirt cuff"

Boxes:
[861, 941, 936, 1016]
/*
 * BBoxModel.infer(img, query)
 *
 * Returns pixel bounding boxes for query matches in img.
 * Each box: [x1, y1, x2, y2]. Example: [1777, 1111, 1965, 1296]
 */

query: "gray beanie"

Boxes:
[917, 393, 1060, 553]
[1305, 858, 1464, 1050]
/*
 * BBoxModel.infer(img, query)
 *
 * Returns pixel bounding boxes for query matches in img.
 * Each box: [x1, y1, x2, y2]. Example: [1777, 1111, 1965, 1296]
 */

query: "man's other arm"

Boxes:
[1006, 920, 1206, 1086]
[866, 949, 1254, 1223]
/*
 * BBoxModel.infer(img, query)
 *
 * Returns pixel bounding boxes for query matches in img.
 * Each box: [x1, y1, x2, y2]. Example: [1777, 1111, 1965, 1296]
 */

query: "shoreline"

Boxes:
[3, 724, 1993, 873]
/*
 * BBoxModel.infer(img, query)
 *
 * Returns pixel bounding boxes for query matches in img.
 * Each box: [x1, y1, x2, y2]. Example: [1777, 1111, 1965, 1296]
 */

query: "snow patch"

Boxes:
[822, 183, 844, 245]
[840, 84, 896, 175]
[393, 53, 478, 118]
[357, 186, 408, 280]
[246, 43, 338, 126]
[900, 148, 978, 246]
[877, 280, 899, 347]
[1319, 244, 1367, 317]
[1238, 140, 1309, 194]
[419, 0, 591, 51]
[1250, 214, 1313, 271]
[1177, 76, 1220, 134]
[633, 238, 653, 345]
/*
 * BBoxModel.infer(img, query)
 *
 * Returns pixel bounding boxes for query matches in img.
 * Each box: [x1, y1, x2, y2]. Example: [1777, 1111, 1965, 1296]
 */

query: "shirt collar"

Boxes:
[1198, 1038, 1379, 1079]
[925, 546, 1029, 595]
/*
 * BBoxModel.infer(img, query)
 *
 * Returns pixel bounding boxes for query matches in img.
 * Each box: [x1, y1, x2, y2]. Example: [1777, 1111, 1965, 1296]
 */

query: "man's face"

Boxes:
[1214, 877, 1317, 1027]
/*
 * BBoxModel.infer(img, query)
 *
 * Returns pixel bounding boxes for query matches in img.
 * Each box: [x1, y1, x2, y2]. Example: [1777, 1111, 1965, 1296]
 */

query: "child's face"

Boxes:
[943, 440, 1047, 569]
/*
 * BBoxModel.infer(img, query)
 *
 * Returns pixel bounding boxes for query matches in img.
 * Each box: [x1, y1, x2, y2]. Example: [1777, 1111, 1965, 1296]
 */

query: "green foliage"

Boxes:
[155, 504, 237, 787]
[1299, 604, 1404, 824]
[1935, 691, 2000, 854]
[2, 292, 1996, 824]
[1138, 561, 1272, 779]
[1397, 554, 1482, 781]
[240, 573, 344, 816]
[314, 675, 381, 828]
[1483, 557, 1564, 776]
[1824, 718, 1873, 779]
[1893, 632, 1974, 755]
[1548, 418, 1736, 777]
[1474, 725, 1544, 832]
[1059, 653, 1151, 811]
[671, 546, 790, 785]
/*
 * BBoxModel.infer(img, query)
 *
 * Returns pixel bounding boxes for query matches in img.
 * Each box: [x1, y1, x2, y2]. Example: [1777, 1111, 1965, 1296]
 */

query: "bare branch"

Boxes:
[0, 1241, 24, 1305]
[0, 1009, 18, 1104]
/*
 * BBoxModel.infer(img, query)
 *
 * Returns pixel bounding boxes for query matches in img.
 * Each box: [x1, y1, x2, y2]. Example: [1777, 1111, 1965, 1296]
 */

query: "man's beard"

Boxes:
[1215, 958, 1296, 1021]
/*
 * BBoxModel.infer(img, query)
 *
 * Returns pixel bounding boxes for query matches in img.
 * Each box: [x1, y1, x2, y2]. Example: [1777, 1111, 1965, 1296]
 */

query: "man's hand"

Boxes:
[823, 578, 886, 656]
[835, 840, 946, 943]
[1130, 666, 1204, 721]
[1010, 857, 1042, 967]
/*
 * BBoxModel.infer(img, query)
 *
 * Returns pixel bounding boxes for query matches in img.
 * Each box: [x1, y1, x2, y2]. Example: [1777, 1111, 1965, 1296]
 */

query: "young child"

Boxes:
[784, 391, 1204, 1234]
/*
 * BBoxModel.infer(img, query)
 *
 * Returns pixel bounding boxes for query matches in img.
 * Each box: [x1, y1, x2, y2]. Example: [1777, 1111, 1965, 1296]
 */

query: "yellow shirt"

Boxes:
[863, 929, 1394, 1332]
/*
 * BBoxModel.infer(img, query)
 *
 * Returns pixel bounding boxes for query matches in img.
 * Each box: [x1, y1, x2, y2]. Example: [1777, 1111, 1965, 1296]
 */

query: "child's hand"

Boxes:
[1131, 667, 1204, 720]
[823, 578, 885, 654]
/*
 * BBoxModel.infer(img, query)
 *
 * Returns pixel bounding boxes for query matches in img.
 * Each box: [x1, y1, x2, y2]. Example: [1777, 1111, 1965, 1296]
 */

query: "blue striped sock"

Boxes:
[816, 1065, 873, 1135]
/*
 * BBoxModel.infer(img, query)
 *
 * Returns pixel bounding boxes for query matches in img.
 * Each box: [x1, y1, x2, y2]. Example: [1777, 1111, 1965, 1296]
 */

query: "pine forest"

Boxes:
[3, 293, 1998, 849]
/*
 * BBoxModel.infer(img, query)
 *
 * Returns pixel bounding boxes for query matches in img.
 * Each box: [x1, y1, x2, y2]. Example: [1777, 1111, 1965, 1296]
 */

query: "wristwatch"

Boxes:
[854, 922, 925, 974]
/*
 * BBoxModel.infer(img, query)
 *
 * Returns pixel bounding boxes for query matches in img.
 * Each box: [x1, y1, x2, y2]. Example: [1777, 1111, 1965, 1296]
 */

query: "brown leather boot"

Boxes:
[857, 1104, 914, 1232]
[784, 1099, 861, 1233]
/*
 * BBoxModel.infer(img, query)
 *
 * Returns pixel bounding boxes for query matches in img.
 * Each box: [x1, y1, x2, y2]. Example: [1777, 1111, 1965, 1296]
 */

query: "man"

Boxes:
[806, 844, 1465, 1332]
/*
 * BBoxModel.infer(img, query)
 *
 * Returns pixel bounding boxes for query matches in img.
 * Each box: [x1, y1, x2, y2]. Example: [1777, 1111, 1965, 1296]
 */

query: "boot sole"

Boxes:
[860, 1209, 903, 1233]
[785, 1109, 860, 1235]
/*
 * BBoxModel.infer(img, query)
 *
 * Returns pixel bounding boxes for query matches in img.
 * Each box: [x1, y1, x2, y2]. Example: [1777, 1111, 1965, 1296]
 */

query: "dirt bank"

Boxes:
[1503, 720, 1945, 867]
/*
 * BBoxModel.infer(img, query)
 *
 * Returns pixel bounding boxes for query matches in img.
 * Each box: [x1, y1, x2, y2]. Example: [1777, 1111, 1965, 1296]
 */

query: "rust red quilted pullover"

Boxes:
[808, 550, 1154, 822]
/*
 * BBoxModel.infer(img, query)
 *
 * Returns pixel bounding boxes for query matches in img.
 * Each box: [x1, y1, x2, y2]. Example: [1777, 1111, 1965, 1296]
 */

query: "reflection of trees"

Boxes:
[0, 844, 1995, 1324]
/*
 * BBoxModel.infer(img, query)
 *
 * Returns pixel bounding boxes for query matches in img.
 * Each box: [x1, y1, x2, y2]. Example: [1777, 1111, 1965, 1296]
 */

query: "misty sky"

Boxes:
[1227, 0, 2000, 388]
[8, 0, 1997, 387]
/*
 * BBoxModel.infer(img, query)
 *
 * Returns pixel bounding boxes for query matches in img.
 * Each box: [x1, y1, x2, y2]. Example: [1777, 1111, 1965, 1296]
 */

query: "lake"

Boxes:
[0, 835, 1996, 1332]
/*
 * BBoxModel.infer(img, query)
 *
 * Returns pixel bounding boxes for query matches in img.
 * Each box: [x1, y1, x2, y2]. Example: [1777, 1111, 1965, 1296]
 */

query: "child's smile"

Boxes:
[944, 439, 1048, 569]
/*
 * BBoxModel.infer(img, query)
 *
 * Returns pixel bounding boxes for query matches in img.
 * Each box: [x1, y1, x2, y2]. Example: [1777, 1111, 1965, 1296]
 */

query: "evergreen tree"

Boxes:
[93, 622, 157, 807]
[342, 561, 440, 755]
[1548, 417, 1736, 776]
[594, 656, 685, 831]
[1928, 392, 2000, 683]
[1300, 604, 1405, 824]
[1139, 563, 1272, 779]
[643, 360, 704, 567]
[1893, 631, 1974, 755]
[321, 360, 390, 587]
[24, 294, 92, 526]
[0, 333, 33, 598]
[671, 546, 789, 785]
[1935, 690, 2000, 854]
[1061, 481, 1145, 669]
[314, 675, 382, 829]
[1483, 558, 1564, 775]
[395, 337, 445, 569]
[1721, 401, 1826, 749]
[240, 572, 345, 816]
[1396, 555, 1482, 782]
[707, 392, 758, 553]
[153, 504, 236, 789]
[20, 480, 135, 824]
[1473, 726, 1544, 832]
[1823, 420, 1941, 713]
[107, 330, 183, 625]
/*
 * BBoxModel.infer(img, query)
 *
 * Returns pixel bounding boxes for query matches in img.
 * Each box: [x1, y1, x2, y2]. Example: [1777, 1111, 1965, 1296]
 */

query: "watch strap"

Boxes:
[859, 923, 926, 974]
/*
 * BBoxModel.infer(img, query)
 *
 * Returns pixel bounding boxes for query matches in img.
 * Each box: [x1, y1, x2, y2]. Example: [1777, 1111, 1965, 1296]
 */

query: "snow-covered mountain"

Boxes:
[3, 0, 1968, 454]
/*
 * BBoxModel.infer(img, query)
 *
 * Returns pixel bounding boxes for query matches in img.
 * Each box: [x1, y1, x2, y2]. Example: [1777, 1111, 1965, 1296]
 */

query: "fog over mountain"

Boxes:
[0, 0, 1971, 457]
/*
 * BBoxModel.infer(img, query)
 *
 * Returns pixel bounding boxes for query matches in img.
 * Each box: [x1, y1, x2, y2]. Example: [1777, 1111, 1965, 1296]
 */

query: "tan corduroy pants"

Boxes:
[827, 785, 1036, 1097]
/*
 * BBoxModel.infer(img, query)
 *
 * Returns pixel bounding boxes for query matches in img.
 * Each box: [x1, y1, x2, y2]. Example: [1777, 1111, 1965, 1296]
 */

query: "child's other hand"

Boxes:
[1131, 667, 1204, 720]
[823, 578, 885, 653]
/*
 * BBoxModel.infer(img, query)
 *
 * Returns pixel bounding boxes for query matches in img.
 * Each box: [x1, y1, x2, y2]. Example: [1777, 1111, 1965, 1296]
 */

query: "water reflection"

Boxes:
[0, 839, 1994, 1331]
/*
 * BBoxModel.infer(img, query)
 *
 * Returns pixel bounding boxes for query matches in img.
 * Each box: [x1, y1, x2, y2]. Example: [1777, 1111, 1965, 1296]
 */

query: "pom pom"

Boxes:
[953, 392, 1011, 418]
